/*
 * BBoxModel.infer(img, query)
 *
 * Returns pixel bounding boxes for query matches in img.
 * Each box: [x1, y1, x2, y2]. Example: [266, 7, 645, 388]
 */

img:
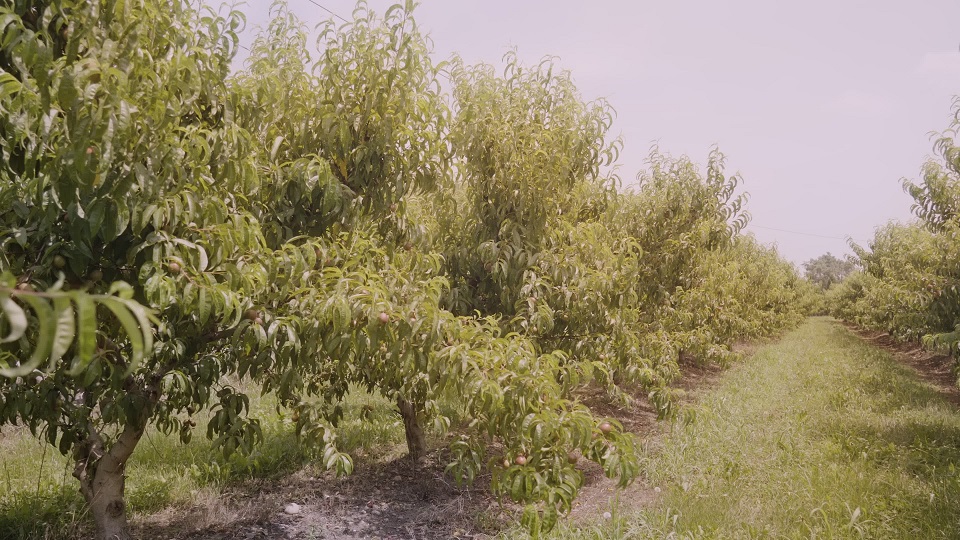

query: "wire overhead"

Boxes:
[749, 225, 849, 241]
[304, 0, 350, 23]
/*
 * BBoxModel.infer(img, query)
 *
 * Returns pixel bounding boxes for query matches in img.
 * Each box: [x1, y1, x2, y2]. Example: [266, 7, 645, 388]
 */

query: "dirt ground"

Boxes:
[133, 361, 731, 539]
[136, 454, 506, 540]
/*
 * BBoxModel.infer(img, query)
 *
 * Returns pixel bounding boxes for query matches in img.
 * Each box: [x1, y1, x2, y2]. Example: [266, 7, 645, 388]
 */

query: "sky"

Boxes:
[225, 0, 960, 266]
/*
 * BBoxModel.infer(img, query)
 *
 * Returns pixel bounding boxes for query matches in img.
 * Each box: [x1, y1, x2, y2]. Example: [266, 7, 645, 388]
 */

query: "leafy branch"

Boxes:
[0, 276, 156, 378]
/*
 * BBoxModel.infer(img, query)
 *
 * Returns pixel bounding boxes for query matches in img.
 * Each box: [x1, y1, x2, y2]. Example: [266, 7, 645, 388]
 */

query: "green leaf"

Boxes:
[99, 297, 148, 373]
[69, 294, 98, 376]
[198, 288, 211, 326]
[0, 296, 27, 343]
[125, 300, 155, 359]
[1, 295, 55, 377]
[48, 296, 76, 371]
[87, 200, 106, 238]
[270, 136, 284, 161]
[57, 71, 79, 109]
[108, 281, 135, 300]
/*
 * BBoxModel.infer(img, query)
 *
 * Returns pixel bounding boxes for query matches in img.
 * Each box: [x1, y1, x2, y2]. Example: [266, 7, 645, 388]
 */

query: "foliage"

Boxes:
[670, 236, 814, 349]
[830, 99, 960, 361]
[0, 277, 154, 378]
[0, 1, 280, 537]
[803, 252, 855, 290]
[437, 51, 808, 424]
[229, 5, 643, 532]
[0, 0, 811, 537]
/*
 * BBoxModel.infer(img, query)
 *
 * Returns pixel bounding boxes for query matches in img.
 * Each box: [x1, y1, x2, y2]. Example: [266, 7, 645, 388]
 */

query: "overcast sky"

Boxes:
[227, 0, 960, 265]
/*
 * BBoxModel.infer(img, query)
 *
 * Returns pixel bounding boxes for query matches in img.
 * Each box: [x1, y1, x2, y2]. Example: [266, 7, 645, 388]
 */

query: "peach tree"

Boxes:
[0, 2, 811, 538]
[229, 4, 640, 533]
[437, 73, 764, 415]
[0, 1, 641, 537]
[831, 99, 960, 358]
[0, 1, 294, 538]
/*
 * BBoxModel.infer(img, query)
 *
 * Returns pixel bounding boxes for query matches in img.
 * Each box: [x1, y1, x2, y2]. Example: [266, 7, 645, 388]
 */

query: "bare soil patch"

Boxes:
[136, 454, 507, 540]
[676, 361, 727, 403]
[842, 323, 959, 407]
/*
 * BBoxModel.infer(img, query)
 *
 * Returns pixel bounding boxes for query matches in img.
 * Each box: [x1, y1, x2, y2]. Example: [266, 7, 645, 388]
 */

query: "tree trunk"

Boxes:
[74, 425, 144, 540]
[397, 398, 426, 459]
[84, 466, 130, 540]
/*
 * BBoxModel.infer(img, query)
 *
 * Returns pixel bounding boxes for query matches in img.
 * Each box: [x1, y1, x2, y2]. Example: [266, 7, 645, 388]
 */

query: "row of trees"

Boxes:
[0, 1, 813, 538]
[828, 101, 960, 361]
[803, 252, 855, 290]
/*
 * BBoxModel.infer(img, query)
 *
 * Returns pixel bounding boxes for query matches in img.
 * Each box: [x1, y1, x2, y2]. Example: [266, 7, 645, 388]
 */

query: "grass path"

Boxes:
[546, 317, 960, 539]
[4, 318, 960, 539]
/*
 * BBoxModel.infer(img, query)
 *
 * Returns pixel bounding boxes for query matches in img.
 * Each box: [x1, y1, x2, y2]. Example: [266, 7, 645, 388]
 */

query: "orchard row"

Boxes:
[0, 2, 813, 538]
[828, 100, 960, 362]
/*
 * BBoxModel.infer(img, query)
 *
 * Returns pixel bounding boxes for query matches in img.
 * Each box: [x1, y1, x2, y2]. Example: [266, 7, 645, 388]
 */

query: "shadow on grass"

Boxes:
[556, 320, 960, 540]
[0, 485, 87, 540]
[815, 328, 960, 538]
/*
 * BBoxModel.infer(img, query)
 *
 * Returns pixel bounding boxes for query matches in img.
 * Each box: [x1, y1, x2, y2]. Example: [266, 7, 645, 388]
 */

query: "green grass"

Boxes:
[0, 383, 406, 540]
[539, 317, 960, 539]
[5, 318, 960, 539]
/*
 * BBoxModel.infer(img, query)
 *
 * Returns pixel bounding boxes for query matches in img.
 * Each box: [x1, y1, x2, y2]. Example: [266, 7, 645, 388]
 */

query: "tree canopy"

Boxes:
[803, 252, 856, 289]
[0, 2, 814, 538]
